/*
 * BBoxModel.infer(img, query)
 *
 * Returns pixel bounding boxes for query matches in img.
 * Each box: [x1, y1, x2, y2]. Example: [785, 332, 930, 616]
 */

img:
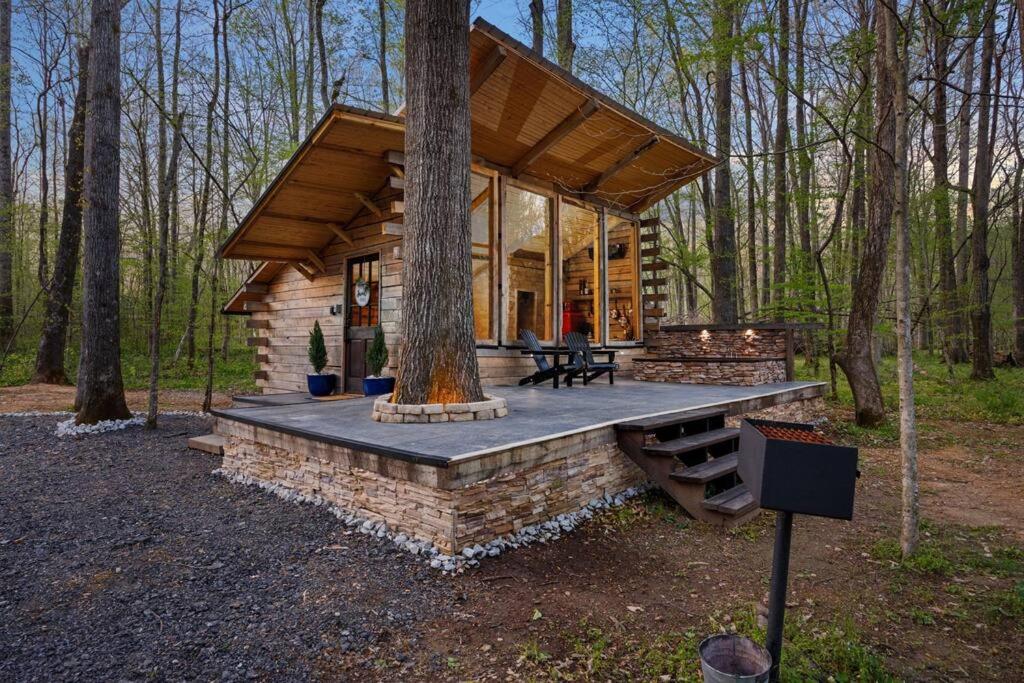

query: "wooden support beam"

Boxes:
[641, 262, 667, 272]
[246, 336, 269, 347]
[389, 200, 404, 215]
[232, 241, 320, 261]
[354, 192, 382, 217]
[470, 45, 507, 95]
[583, 136, 659, 193]
[643, 292, 669, 302]
[246, 319, 271, 329]
[471, 186, 491, 212]
[382, 222, 403, 236]
[639, 232, 659, 243]
[255, 354, 270, 364]
[387, 175, 405, 190]
[242, 283, 268, 294]
[254, 370, 269, 381]
[639, 217, 663, 228]
[327, 222, 354, 246]
[643, 277, 667, 288]
[384, 150, 405, 166]
[512, 99, 600, 177]
[641, 247, 661, 258]
[305, 249, 327, 273]
[389, 164, 405, 179]
[291, 261, 317, 282]
[243, 301, 270, 312]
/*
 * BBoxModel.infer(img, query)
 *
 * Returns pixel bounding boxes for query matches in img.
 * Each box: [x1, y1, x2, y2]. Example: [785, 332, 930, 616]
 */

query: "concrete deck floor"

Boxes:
[213, 380, 824, 467]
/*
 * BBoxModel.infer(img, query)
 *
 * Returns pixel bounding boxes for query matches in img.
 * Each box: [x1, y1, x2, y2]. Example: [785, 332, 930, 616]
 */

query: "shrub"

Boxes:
[366, 326, 388, 377]
[307, 320, 328, 374]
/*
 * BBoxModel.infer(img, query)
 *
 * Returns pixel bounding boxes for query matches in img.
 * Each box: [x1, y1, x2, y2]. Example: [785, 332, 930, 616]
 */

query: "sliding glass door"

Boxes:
[559, 200, 601, 344]
[503, 184, 554, 343]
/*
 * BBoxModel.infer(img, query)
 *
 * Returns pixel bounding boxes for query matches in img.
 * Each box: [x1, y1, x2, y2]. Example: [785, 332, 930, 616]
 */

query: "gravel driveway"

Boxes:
[0, 415, 455, 681]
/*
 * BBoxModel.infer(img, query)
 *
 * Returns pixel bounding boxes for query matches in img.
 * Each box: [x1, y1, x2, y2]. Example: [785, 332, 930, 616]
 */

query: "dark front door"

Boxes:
[345, 253, 381, 393]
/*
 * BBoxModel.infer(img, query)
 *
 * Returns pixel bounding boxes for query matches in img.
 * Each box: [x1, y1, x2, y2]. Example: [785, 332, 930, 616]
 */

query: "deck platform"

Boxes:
[213, 380, 824, 467]
[212, 380, 824, 553]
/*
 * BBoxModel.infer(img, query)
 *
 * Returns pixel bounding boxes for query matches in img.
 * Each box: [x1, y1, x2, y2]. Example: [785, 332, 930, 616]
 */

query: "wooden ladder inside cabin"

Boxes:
[615, 408, 759, 527]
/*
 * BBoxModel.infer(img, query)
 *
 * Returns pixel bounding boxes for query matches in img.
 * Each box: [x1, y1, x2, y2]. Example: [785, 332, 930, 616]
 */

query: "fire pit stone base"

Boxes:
[372, 394, 509, 423]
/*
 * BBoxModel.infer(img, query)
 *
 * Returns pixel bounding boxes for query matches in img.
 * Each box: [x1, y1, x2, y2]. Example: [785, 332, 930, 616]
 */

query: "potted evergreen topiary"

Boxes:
[362, 326, 394, 396]
[306, 320, 337, 396]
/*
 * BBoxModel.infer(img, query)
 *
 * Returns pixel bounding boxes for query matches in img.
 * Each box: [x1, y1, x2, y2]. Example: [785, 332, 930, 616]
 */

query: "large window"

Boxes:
[559, 200, 601, 343]
[471, 173, 496, 341]
[606, 218, 640, 342]
[504, 184, 554, 342]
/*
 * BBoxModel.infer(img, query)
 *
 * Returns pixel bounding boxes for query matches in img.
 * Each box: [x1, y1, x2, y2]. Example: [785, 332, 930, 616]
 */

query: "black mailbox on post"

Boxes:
[738, 418, 858, 520]
[736, 418, 860, 682]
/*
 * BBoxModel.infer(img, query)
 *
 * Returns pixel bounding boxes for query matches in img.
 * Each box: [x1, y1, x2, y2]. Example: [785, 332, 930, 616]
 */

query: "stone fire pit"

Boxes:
[371, 394, 509, 423]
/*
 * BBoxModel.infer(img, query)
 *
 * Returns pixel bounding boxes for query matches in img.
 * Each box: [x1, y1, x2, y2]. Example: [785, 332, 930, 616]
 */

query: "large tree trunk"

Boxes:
[954, 9, 977, 297]
[969, 1, 996, 380]
[75, 0, 131, 424]
[887, 0, 918, 557]
[710, 0, 737, 323]
[393, 0, 483, 406]
[837, 0, 895, 427]
[530, 0, 544, 55]
[556, 0, 574, 72]
[771, 0, 789, 318]
[930, 0, 964, 368]
[32, 46, 88, 385]
[0, 0, 12, 344]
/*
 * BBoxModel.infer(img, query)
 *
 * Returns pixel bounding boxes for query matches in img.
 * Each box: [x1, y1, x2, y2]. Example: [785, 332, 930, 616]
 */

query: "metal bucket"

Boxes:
[698, 634, 772, 683]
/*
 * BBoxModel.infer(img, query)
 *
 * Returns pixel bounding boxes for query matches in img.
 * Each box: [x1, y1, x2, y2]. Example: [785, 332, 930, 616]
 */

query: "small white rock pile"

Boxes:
[216, 467, 650, 574]
[0, 409, 209, 437]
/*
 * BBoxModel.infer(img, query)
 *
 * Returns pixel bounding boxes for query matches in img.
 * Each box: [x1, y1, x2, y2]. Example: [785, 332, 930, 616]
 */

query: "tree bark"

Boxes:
[393, 0, 483, 406]
[837, 0, 894, 427]
[32, 46, 88, 385]
[969, 0, 996, 380]
[315, 0, 330, 109]
[0, 0, 12, 344]
[954, 8, 977, 293]
[530, 0, 544, 55]
[887, 0, 918, 557]
[556, 0, 574, 72]
[378, 0, 390, 113]
[771, 0, 789, 317]
[75, 0, 131, 424]
[711, 0, 737, 323]
[738, 52, 757, 319]
[929, 0, 966, 367]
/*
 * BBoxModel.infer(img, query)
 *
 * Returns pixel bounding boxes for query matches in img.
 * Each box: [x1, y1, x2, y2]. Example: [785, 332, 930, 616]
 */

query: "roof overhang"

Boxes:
[218, 18, 717, 264]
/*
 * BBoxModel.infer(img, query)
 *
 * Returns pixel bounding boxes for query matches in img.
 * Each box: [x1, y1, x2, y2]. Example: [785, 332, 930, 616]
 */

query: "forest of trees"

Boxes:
[0, 0, 1020, 430]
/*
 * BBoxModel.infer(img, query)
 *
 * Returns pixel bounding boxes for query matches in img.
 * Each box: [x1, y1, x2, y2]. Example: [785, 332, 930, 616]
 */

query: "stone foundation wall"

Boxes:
[218, 421, 645, 554]
[726, 395, 827, 425]
[633, 359, 786, 386]
[645, 327, 787, 358]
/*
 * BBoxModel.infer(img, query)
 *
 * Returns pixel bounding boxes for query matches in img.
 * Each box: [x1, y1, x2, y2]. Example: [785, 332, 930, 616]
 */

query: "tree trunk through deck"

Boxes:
[76, 0, 131, 424]
[837, 0, 894, 427]
[392, 0, 484, 407]
[32, 46, 88, 385]
[711, 0, 737, 324]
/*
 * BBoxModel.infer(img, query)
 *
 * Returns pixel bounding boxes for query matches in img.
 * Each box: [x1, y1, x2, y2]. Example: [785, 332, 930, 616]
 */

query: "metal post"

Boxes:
[766, 510, 794, 683]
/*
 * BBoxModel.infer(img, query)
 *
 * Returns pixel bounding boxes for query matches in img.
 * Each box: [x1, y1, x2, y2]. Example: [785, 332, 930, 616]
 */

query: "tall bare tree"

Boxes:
[556, 0, 574, 72]
[76, 0, 131, 424]
[771, 0, 789, 315]
[711, 0, 737, 323]
[0, 0, 11, 344]
[393, 0, 483, 406]
[969, 0, 997, 380]
[378, 0, 390, 113]
[32, 46, 88, 384]
[838, 0, 895, 427]
[529, 0, 544, 55]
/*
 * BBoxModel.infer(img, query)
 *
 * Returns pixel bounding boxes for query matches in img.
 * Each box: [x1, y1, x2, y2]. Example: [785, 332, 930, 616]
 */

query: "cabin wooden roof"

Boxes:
[218, 17, 716, 281]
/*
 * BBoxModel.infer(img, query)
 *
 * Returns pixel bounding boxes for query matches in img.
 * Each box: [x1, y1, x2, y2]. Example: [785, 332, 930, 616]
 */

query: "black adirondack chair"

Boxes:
[518, 329, 577, 387]
[564, 332, 619, 385]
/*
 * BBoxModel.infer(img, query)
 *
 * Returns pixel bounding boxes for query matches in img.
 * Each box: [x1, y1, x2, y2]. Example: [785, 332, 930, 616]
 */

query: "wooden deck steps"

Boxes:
[187, 434, 226, 456]
[615, 408, 758, 527]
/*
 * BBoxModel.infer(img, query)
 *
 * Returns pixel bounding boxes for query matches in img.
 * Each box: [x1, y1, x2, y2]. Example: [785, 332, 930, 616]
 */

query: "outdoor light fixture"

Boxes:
[700, 329, 711, 340]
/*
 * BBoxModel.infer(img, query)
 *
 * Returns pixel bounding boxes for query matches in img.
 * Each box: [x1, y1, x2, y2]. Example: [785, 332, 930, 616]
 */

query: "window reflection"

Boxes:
[504, 185, 554, 342]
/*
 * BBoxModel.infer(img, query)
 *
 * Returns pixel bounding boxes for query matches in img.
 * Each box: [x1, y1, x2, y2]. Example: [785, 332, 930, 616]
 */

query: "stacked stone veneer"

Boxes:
[371, 394, 509, 423]
[635, 326, 788, 386]
[215, 419, 645, 554]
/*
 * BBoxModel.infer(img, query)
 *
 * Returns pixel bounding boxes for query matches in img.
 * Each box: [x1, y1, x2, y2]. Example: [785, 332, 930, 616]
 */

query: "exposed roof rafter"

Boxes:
[511, 99, 600, 178]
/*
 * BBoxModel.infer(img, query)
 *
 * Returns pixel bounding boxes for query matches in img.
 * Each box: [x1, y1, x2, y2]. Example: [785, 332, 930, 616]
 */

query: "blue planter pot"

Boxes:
[363, 376, 395, 397]
[306, 373, 337, 397]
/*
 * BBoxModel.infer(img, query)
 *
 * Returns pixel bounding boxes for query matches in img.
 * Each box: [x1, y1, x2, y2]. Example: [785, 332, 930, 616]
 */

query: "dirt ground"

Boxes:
[2, 394, 1021, 681]
[0, 384, 232, 413]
